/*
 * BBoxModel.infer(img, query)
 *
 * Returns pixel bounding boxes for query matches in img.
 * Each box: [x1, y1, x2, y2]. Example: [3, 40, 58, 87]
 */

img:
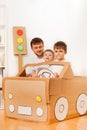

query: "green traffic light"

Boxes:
[17, 45, 24, 52]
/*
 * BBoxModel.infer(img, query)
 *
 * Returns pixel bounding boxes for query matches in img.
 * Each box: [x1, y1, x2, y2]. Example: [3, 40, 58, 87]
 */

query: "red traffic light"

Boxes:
[17, 29, 23, 36]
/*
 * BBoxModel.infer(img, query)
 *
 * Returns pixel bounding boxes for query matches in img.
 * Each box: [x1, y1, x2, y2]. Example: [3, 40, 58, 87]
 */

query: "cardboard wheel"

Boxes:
[55, 97, 68, 121]
[76, 93, 87, 115]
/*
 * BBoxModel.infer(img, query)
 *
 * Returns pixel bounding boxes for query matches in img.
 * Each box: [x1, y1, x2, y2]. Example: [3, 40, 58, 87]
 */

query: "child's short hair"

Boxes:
[53, 41, 67, 53]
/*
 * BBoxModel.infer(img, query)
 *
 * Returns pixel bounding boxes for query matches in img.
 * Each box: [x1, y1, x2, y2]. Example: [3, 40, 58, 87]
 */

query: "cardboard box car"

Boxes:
[2, 62, 87, 122]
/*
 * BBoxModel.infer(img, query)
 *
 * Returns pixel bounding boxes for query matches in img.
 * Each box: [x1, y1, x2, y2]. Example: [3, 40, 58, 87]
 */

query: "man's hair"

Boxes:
[53, 41, 67, 53]
[30, 37, 44, 48]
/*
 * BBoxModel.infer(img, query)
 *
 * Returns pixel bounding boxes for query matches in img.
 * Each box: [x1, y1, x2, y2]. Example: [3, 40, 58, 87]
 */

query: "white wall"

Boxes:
[1, 0, 87, 76]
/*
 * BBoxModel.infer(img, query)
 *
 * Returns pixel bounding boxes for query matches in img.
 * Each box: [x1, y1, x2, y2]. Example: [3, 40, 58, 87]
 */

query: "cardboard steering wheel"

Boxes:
[37, 67, 55, 78]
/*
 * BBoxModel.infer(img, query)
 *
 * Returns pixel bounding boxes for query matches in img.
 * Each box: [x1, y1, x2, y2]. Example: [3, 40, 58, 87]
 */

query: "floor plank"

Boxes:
[0, 110, 87, 130]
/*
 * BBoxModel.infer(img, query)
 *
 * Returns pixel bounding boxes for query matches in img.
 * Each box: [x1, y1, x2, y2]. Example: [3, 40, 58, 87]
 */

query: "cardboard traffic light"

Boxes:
[13, 26, 27, 71]
[13, 26, 27, 55]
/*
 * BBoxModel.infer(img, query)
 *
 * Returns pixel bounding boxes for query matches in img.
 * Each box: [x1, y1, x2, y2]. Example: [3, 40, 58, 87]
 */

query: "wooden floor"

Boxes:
[0, 110, 87, 130]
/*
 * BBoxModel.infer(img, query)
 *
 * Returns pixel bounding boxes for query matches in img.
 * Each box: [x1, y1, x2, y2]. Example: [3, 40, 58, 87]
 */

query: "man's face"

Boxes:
[31, 43, 44, 57]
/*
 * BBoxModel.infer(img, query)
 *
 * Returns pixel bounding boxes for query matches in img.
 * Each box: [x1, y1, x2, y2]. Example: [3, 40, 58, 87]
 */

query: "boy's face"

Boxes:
[43, 51, 54, 62]
[54, 48, 66, 60]
[31, 43, 44, 57]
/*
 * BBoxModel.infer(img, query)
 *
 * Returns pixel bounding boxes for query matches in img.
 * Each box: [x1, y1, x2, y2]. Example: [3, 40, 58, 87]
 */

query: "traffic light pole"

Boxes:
[18, 54, 22, 72]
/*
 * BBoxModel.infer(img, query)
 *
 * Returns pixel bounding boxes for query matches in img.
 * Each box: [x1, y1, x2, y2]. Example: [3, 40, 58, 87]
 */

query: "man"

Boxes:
[30, 37, 44, 58]
[28, 37, 44, 63]
[25, 37, 44, 74]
